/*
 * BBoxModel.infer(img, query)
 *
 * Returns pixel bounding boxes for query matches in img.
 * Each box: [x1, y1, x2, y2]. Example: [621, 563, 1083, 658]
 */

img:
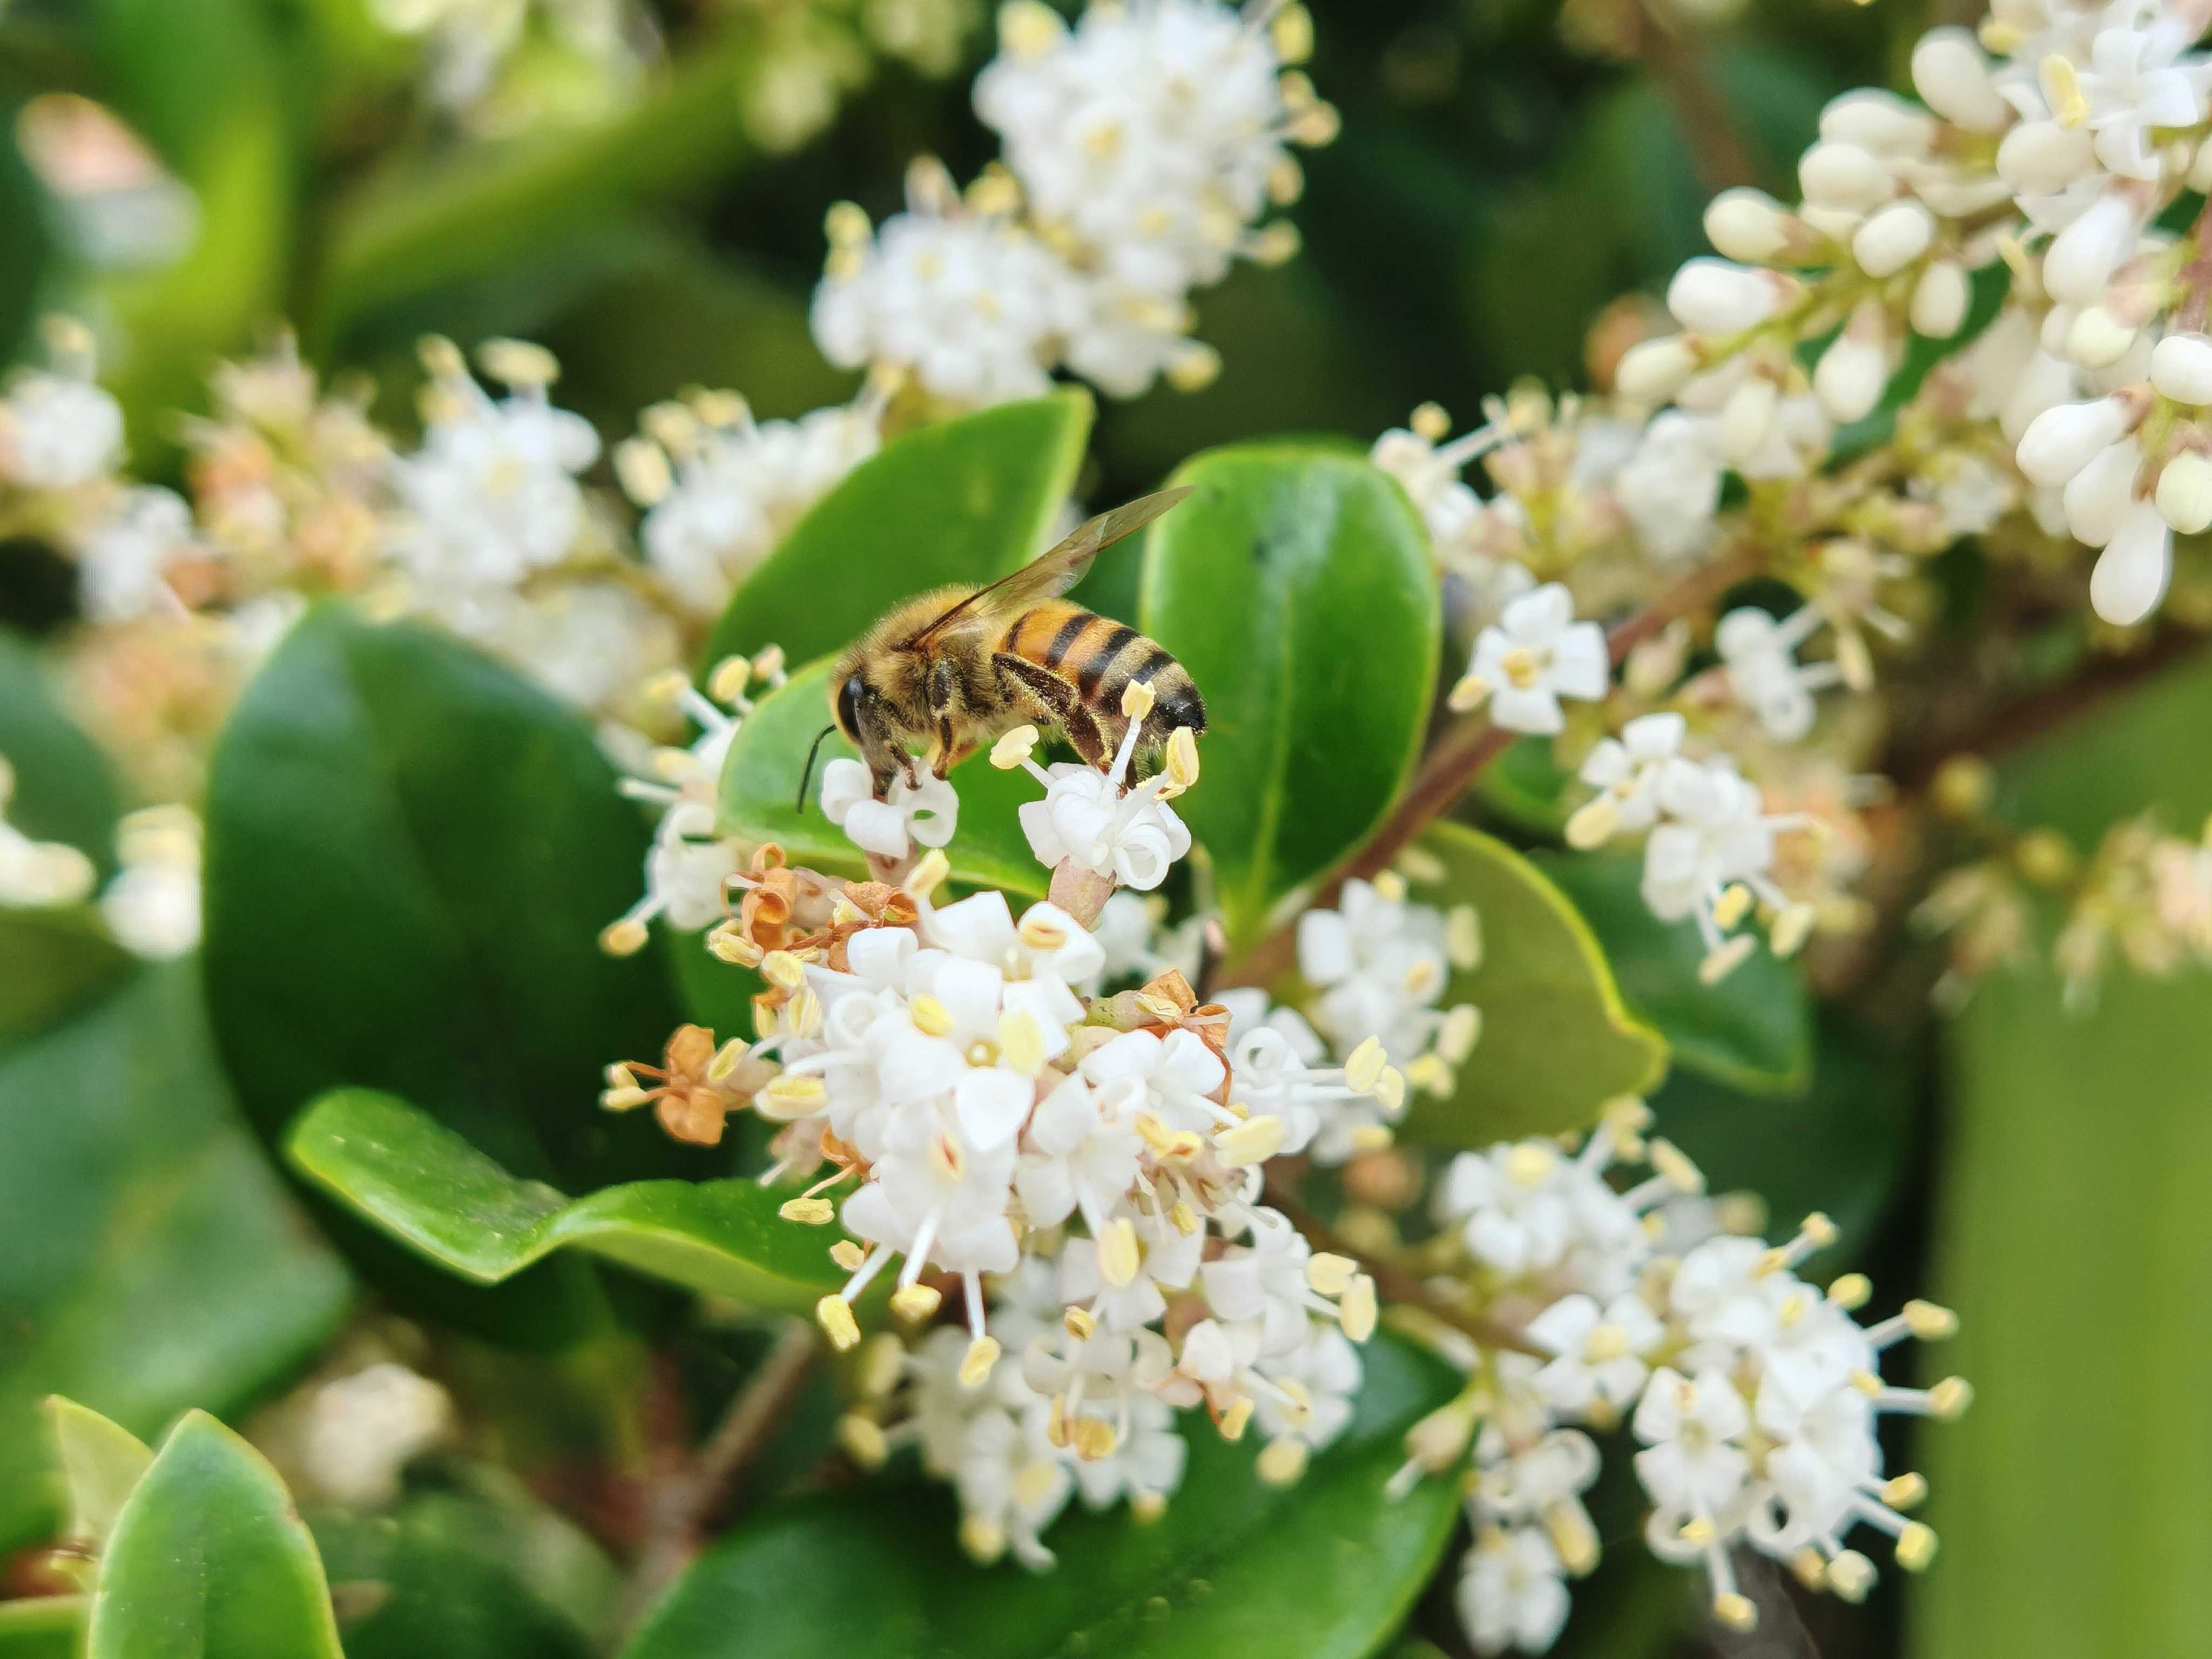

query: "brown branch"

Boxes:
[1217, 549, 1762, 990]
[1266, 1178, 1542, 1359]
[1638, 14, 1761, 195]
[617, 1320, 819, 1633]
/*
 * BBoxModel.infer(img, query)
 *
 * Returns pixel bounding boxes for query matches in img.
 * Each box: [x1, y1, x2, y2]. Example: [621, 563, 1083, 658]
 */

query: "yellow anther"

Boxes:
[1648, 1137, 1705, 1193]
[815, 1294, 860, 1351]
[1825, 1549, 1876, 1601]
[857, 1332, 904, 1397]
[992, 725, 1040, 768]
[1018, 909, 1070, 950]
[998, 1009, 1048, 1075]
[758, 1074, 827, 1122]
[824, 199, 872, 246]
[1100, 1218, 1141, 1287]
[706, 1037, 751, 1083]
[1131, 1490, 1168, 1523]
[2040, 53, 2089, 126]
[1404, 1053, 1454, 1095]
[830, 1239, 867, 1271]
[478, 336, 558, 387]
[905, 848, 950, 899]
[1351, 1122, 1395, 1154]
[1121, 678, 1157, 720]
[1218, 1397, 1254, 1441]
[1372, 870, 1409, 903]
[1881, 1472, 1928, 1510]
[890, 1283, 942, 1321]
[706, 925, 763, 968]
[1072, 1417, 1118, 1461]
[1584, 1323, 1631, 1362]
[998, 0, 1067, 57]
[1850, 1368, 1884, 1398]
[1827, 1273, 1871, 1310]
[1499, 646, 1543, 691]
[1165, 343, 1221, 393]
[930, 1131, 966, 1184]
[780, 1197, 837, 1226]
[1401, 957, 1440, 998]
[1269, 3, 1313, 64]
[1134, 992, 1183, 1021]
[1370, 1068, 1406, 1115]
[1799, 1211, 1839, 1249]
[837, 1414, 888, 1468]
[1548, 1505, 1599, 1575]
[760, 950, 807, 990]
[1438, 1003, 1482, 1063]
[909, 994, 956, 1037]
[960, 1336, 1003, 1388]
[600, 1085, 650, 1111]
[599, 919, 649, 957]
[1770, 902, 1817, 957]
[615, 438, 673, 505]
[1305, 1252, 1357, 1297]
[1680, 1516, 1716, 1547]
[1410, 402, 1452, 441]
[1712, 1592, 1758, 1632]
[1711, 882, 1754, 930]
[1164, 726, 1202, 794]
[1215, 1114, 1286, 1166]
[1979, 17, 2025, 51]
[1255, 1439, 1309, 1485]
[605, 1061, 640, 1090]
[1566, 795, 1622, 851]
[1063, 1304, 1096, 1340]
[1169, 1201, 1199, 1236]
[1507, 1142, 1557, 1187]
[1778, 1292, 1808, 1328]
[1344, 1035, 1388, 1094]
[1895, 1522, 1939, 1572]
[1446, 673, 1491, 712]
[1905, 1299, 1960, 1340]
[959, 1514, 1006, 1564]
[1929, 1377, 1974, 1419]
[1339, 1274, 1378, 1342]
[1699, 935, 1756, 984]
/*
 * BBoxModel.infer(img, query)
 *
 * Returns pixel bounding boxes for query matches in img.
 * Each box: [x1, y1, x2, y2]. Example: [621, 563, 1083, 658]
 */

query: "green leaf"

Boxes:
[1399, 826, 1666, 1145]
[89, 1411, 343, 1659]
[0, 631, 119, 875]
[203, 605, 683, 1190]
[0, 967, 350, 1554]
[0, 1597, 86, 1659]
[45, 1398, 152, 1551]
[0, 908, 132, 1052]
[287, 1089, 844, 1312]
[0, 91, 56, 368]
[1534, 850, 1812, 1094]
[1918, 654, 2212, 1659]
[312, 1468, 618, 1659]
[623, 1333, 1460, 1659]
[704, 392, 1092, 671]
[716, 656, 1047, 898]
[1138, 447, 1439, 949]
[1650, 1012, 1913, 1258]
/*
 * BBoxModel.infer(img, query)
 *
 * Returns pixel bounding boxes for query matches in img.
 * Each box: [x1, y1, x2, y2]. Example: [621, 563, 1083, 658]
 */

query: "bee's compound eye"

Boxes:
[837, 675, 865, 740]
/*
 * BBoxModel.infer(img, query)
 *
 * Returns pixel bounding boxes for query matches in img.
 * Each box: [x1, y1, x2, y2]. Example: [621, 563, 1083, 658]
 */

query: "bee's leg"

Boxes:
[993, 655, 1109, 769]
[854, 698, 914, 794]
[926, 658, 962, 778]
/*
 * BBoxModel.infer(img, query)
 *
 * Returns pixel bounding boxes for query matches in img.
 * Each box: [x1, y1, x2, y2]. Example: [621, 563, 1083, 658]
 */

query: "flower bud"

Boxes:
[2066, 306, 2137, 369]
[2000, 348, 2078, 443]
[1704, 188, 1795, 263]
[2043, 192, 2137, 307]
[2156, 450, 2212, 533]
[1799, 141, 1891, 212]
[2016, 396, 2134, 486]
[2090, 498, 2173, 624]
[1997, 119, 2096, 193]
[2061, 440, 2139, 546]
[1814, 306, 1890, 422]
[1667, 258, 1790, 334]
[1910, 260, 1971, 338]
[1616, 334, 1699, 404]
[2191, 137, 2212, 194]
[1718, 376, 1781, 464]
[1819, 89, 1937, 156]
[2151, 332, 2212, 404]
[1852, 201, 1935, 278]
[1911, 28, 2012, 130]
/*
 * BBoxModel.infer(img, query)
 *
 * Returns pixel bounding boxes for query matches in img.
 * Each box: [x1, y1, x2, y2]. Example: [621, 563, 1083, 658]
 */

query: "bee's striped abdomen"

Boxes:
[1001, 601, 1206, 744]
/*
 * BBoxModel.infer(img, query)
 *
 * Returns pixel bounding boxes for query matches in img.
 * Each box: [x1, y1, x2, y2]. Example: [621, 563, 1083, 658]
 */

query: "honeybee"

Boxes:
[806, 489, 1206, 802]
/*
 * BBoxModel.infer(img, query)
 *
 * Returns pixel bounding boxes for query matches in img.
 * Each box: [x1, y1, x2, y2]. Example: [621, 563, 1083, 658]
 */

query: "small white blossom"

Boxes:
[99, 806, 203, 960]
[1459, 584, 1609, 735]
[822, 757, 960, 862]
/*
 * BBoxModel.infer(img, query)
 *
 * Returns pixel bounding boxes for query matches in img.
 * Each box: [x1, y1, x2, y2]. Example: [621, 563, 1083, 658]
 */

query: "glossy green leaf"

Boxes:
[1919, 655, 2212, 1659]
[716, 656, 1046, 898]
[287, 1088, 844, 1311]
[624, 1332, 1459, 1659]
[0, 1597, 86, 1659]
[0, 967, 349, 1554]
[1399, 826, 1667, 1145]
[312, 1468, 617, 1659]
[1139, 447, 1439, 949]
[46, 1398, 152, 1550]
[1650, 1012, 1913, 1259]
[1535, 850, 1812, 1095]
[704, 392, 1091, 670]
[203, 605, 684, 1190]
[89, 1412, 343, 1659]
[0, 634, 117, 875]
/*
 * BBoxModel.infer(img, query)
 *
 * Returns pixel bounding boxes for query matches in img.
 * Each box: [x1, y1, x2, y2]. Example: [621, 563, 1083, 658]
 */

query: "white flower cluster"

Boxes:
[0, 757, 97, 910]
[1402, 1105, 1968, 1655]
[999, 682, 1198, 893]
[1568, 714, 1817, 981]
[99, 805, 203, 960]
[619, 389, 883, 620]
[811, 0, 1334, 406]
[600, 650, 788, 955]
[370, 0, 653, 133]
[733, 887, 1390, 1561]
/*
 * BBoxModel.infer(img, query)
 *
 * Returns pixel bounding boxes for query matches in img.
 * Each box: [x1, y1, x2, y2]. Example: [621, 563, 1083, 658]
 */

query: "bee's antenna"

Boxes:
[795, 725, 837, 815]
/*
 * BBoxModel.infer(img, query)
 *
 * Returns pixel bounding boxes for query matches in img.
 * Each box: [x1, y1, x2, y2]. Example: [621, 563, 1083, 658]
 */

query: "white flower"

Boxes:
[2091, 494, 2173, 622]
[1716, 606, 1843, 742]
[301, 1362, 453, 1507]
[1462, 584, 1608, 736]
[0, 367, 124, 489]
[812, 184, 1083, 408]
[1571, 712, 1687, 844]
[1010, 709, 1192, 891]
[99, 806, 202, 960]
[1295, 875, 1466, 1069]
[1526, 1292, 1663, 1418]
[821, 756, 959, 861]
[1458, 1528, 1572, 1656]
[1632, 1366, 1752, 1520]
[78, 487, 195, 624]
[1061, 1203, 1204, 1331]
[388, 343, 601, 592]
[1016, 1074, 1144, 1237]
[2069, 0, 2211, 182]
[1641, 755, 1804, 960]
[1613, 412, 1724, 562]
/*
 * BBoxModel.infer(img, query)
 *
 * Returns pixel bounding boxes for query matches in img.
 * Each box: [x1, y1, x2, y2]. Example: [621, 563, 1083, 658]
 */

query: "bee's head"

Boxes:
[832, 670, 866, 745]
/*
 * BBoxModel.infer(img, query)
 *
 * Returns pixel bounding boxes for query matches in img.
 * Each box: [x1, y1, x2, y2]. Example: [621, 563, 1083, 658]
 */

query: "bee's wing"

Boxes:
[900, 488, 1193, 648]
